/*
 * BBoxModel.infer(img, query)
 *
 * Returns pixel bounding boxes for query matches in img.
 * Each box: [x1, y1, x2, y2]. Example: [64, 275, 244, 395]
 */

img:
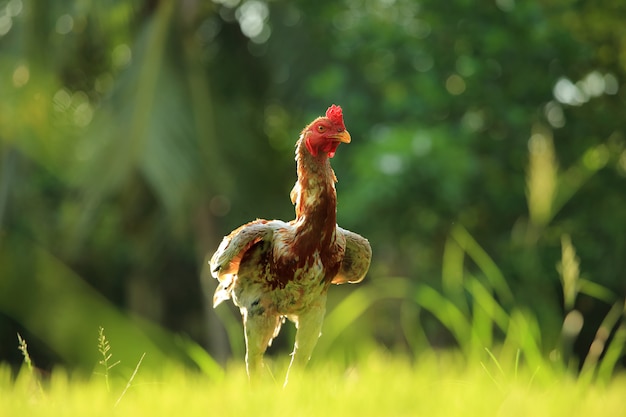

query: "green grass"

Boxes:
[3, 225, 625, 417]
[3, 219, 623, 416]
[2, 351, 625, 417]
[3, 223, 624, 416]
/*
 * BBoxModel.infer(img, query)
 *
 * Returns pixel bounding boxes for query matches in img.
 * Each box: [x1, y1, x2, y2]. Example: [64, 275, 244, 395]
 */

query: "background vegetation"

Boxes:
[1, 0, 625, 384]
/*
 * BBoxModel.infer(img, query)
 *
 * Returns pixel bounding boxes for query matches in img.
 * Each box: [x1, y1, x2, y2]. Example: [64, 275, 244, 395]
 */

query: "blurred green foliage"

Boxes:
[0, 0, 625, 373]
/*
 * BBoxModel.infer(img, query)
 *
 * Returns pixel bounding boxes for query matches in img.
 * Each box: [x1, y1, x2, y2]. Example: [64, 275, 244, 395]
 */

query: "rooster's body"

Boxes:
[210, 105, 371, 383]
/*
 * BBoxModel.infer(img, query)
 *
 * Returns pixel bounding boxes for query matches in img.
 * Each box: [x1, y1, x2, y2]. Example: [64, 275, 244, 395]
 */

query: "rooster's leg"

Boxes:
[284, 294, 327, 385]
[243, 309, 280, 377]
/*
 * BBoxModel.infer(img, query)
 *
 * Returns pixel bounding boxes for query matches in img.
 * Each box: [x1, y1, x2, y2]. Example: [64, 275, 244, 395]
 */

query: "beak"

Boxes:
[331, 130, 351, 144]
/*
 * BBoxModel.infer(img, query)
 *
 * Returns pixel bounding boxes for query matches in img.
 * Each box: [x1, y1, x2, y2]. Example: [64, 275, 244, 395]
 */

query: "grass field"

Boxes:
[2, 226, 624, 416]
[2, 349, 625, 417]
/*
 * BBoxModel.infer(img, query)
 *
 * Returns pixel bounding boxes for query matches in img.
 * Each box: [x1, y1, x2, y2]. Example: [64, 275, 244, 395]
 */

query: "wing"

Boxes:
[210, 219, 284, 307]
[331, 226, 372, 284]
[210, 219, 271, 280]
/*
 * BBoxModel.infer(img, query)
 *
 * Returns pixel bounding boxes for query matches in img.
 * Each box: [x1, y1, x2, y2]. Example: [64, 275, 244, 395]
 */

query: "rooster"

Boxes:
[210, 105, 371, 383]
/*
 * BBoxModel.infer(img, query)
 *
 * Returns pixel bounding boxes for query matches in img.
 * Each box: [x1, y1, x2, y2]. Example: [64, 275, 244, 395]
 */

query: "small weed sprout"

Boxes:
[96, 326, 145, 406]
[97, 326, 120, 392]
[17, 333, 43, 395]
[17, 333, 34, 372]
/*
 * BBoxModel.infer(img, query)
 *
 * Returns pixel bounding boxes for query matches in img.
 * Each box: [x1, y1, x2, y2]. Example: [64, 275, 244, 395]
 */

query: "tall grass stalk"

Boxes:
[16, 333, 43, 395]
[526, 125, 557, 228]
[96, 326, 120, 392]
[581, 300, 626, 383]
[94, 326, 146, 406]
[17, 333, 34, 372]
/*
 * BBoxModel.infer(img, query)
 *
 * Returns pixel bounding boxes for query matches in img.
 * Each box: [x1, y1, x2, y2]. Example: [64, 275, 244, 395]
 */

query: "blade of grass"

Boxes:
[442, 235, 469, 316]
[484, 347, 506, 378]
[504, 311, 546, 381]
[451, 225, 513, 305]
[465, 275, 511, 345]
[317, 278, 410, 354]
[473, 278, 511, 334]
[114, 352, 146, 408]
[174, 335, 224, 381]
[578, 279, 616, 305]
[582, 300, 626, 383]
[596, 321, 626, 383]
[413, 284, 471, 352]
[479, 361, 504, 393]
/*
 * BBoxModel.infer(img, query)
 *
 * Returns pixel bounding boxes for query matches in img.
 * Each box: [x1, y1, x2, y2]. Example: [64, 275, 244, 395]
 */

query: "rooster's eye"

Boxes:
[317, 125, 326, 133]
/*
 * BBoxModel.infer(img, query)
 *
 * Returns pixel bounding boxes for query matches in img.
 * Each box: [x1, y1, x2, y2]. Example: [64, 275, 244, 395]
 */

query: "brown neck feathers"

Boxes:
[292, 139, 338, 254]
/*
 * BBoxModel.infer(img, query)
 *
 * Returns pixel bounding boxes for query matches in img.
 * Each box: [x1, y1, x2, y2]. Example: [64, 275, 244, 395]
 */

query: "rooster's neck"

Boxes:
[292, 140, 338, 239]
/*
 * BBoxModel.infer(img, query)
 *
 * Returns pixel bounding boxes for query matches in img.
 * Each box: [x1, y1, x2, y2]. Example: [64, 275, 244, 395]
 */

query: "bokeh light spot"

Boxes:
[209, 195, 231, 217]
[461, 109, 484, 132]
[412, 132, 432, 157]
[6, 0, 23, 17]
[0, 15, 12, 36]
[112, 44, 132, 68]
[544, 101, 565, 128]
[582, 145, 609, 170]
[53, 89, 72, 112]
[378, 154, 404, 175]
[236, 0, 270, 43]
[73, 102, 93, 127]
[56, 14, 74, 35]
[412, 52, 434, 73]
[603, 73, 618, 95]
[12, 64, 29, 88]
[445, 74, 466, 95]
[496, 0, 515, 12]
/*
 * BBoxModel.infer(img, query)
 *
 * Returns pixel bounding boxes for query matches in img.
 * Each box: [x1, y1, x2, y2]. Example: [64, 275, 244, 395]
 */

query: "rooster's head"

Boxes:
[302, 105, 351, 158]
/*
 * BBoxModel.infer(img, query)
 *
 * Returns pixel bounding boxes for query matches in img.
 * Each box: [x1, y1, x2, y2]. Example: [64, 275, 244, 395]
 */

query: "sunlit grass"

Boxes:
[2, 351, 625, 417]
[3, 221, 624, 416]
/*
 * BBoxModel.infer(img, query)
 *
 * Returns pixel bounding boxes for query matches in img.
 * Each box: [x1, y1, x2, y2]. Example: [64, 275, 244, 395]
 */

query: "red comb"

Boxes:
[325, 104, 345, 127]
